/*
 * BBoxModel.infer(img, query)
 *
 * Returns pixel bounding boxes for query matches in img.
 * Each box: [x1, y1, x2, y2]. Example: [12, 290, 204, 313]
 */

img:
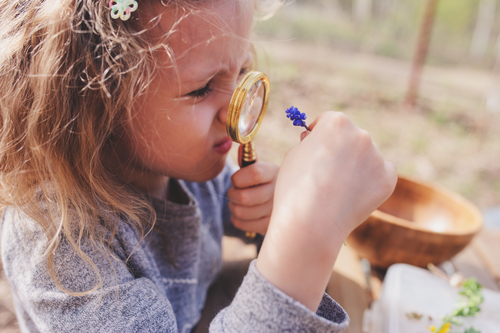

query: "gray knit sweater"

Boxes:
[1, 165, 349, 332]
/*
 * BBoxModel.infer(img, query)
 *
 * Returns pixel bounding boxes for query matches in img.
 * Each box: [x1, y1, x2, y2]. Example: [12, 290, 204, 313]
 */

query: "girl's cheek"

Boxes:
[193, 101, 222, 125]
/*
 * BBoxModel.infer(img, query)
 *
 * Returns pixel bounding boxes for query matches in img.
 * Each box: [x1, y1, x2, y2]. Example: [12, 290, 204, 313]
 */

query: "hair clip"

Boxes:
[286, 106, 311, 131]
[109, 0, 138, 21]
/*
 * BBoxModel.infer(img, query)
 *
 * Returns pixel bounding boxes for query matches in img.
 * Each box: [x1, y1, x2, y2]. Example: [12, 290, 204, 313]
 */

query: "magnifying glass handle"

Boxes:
[238, 142, 258, 239]
[239, 141, 257, 168]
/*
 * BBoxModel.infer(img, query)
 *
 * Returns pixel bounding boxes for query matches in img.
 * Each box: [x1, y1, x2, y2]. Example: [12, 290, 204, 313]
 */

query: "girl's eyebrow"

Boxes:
[241, 52, 254, 70]
[183, 52, 254, 85]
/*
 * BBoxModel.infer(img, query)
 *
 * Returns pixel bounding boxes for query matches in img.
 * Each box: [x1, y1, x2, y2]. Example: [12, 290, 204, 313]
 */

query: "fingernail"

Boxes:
[300, 131, 309, 141]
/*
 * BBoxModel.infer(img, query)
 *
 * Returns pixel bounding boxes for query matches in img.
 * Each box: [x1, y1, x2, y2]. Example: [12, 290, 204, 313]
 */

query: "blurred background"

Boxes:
[1, 1, 500, 332]
[247, 0, 500, 213]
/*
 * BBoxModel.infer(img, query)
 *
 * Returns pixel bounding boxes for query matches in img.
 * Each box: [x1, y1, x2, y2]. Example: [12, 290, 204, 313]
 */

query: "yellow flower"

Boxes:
[437, 322, 451, 333]
[426, 322, 451, 333]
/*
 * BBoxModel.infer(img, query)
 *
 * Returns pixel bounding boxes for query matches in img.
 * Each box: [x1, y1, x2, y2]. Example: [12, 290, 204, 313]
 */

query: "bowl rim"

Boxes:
[371, 174, 483, 236]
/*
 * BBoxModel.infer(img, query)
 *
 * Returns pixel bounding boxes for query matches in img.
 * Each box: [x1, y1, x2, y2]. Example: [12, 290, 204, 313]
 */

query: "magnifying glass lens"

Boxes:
[238, 80, 266, 137]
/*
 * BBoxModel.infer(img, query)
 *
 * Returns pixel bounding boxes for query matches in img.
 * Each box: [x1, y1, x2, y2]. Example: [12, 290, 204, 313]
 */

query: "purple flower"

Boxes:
[285, 106, 311, 131]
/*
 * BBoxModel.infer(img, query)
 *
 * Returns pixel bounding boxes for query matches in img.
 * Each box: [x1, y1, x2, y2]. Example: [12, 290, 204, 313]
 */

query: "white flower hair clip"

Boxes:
[109, 0, 138, 21]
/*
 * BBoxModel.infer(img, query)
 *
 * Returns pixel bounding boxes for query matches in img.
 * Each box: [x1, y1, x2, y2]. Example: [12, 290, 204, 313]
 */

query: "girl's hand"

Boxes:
[256, 111, 397, 311]
[273, 111, 397, 240]
[227, 161, 279, 235]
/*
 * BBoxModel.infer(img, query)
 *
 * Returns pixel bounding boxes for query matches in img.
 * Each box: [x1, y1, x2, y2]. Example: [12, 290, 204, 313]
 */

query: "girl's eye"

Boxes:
[239, 67, 248, 76]
[186, 83, 211, 99]
[185, 67, 248, 99]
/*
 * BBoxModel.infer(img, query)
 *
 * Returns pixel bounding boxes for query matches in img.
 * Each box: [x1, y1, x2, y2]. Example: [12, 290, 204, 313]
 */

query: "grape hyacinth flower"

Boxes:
[285, 106, 311, 131]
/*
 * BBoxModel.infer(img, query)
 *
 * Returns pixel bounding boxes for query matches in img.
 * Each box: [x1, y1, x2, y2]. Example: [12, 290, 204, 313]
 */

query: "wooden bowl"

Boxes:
[347, 174, 482, 269]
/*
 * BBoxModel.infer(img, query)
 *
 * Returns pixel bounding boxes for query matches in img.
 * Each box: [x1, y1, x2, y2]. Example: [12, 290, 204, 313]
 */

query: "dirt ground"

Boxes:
[0, 39, 499, 331]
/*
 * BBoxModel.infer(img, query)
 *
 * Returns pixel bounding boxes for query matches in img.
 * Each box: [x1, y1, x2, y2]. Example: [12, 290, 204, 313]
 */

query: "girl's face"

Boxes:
[116, 0, 254, 197]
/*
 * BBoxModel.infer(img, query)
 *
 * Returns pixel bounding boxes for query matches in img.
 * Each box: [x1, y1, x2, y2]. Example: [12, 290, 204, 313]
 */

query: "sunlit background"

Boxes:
[239, 0, 500, 212]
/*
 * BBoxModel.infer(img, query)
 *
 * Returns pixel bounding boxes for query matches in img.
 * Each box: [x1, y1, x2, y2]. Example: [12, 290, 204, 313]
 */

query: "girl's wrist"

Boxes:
[255, 211, 346, 312]
[269, 204, 350, 249]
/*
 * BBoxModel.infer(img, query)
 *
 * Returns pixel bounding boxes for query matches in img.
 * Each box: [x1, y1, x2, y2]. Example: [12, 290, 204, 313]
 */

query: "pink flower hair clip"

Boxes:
[109, 0, 138, 21]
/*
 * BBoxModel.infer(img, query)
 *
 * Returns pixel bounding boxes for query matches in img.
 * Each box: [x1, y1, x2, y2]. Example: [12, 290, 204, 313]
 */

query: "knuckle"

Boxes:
[231, 205, 245, 219]
[388, 167, 399, 189]
[381, 183, 395, 202]
[381, 175, 394, 193]
[359, 128, 371, 140]
[325, 112, 349, 131]
[333, 112, 349, 124]
[320, 111, 334, 121]
[231, 172, 244, 188]
[248, 164, 264, 184]
[227, 187, 236, 199]
[229, 188, 250, 205]
[358, 129, 372, 146]
[235, 190, 249, 205]
[231, 217, 244, 229]
[381, 169, 398, 197]
[228, 188, 241, 203]
[257, 161, 279, 182]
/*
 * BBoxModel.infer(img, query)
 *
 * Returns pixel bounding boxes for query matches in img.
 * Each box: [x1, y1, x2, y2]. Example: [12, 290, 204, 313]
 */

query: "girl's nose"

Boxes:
[217, 97, 230, 125]
[217, 69, 247, 126]
[217, 82, 238, 125]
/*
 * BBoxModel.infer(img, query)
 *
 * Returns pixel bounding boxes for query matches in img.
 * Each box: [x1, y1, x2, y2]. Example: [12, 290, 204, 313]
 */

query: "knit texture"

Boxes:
[1, 164, 349, 332]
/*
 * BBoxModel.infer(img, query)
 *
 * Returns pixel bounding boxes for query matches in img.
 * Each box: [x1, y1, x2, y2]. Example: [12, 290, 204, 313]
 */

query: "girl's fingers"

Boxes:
[384, 160, 398, 193]
[228, 200, 273, 222]
[300, 130, 310, 141]
[231, 216, 270, 235]
[227, 182, 275, 206]
[228, 160, 277, 236]
[303, 111, 332, 130]
[231, 161, 278, 189]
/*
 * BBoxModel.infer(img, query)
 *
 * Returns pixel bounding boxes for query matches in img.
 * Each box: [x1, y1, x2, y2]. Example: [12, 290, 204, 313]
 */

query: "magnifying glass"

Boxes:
[226, 70, 270, 238]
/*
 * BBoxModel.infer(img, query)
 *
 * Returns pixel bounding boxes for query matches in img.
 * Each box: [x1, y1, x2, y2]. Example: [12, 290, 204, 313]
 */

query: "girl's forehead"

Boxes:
[153, 0, 254, 78]
[154, 0, 253, 39]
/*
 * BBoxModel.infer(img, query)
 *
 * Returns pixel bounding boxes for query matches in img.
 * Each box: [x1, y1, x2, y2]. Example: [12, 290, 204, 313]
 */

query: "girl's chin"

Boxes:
[175, 156, 228, 183]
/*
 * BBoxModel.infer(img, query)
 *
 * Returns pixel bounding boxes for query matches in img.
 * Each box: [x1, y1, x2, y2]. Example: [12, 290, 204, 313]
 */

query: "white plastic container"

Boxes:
[364, 264, 500, 333]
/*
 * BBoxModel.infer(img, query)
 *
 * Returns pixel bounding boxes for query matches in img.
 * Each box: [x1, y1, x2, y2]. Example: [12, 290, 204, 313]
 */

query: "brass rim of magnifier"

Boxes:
[227, 71, 270, 144]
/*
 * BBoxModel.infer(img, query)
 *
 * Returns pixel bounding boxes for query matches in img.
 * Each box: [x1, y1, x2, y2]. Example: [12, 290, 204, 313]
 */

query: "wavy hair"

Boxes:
[0, 0, 281, 295]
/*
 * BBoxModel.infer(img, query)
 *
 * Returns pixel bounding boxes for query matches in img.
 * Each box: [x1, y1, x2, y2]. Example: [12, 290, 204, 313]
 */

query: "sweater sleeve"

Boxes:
[1, 208, 178, 333]
[210, 260, 350, 333]
[2, 206, 349, 333]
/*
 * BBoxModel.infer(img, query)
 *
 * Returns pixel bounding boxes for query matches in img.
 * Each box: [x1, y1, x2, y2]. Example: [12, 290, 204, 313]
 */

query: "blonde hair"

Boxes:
[0, 0, 281, 296]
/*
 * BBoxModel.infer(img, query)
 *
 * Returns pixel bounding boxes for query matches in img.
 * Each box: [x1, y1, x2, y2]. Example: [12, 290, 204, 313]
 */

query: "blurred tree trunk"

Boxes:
[376, 0, 397, 18]
[470, 0, 496, 60]
[322, 0, 347, 21]
[353, 0, 372, 22]
[406, 0, 438, 107]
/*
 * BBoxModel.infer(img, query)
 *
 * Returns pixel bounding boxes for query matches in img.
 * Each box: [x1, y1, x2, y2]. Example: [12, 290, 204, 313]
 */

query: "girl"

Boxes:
[0, 0, 397, 332]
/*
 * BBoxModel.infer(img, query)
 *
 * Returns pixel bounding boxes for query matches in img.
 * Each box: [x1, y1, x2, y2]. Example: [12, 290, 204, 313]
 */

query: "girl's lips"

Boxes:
[213, 137, 232, 154]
